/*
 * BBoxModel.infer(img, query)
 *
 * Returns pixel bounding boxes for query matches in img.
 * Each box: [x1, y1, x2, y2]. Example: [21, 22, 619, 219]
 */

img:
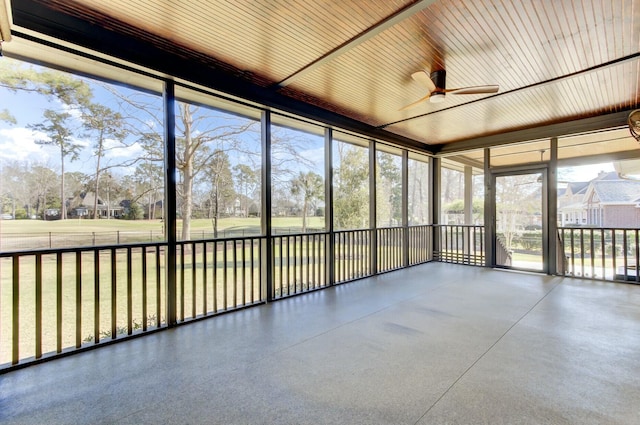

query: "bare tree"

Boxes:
[291, 171, 324, 232]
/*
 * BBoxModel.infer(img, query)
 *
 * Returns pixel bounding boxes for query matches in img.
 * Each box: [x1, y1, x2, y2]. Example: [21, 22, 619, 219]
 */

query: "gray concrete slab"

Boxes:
[1, 263, 638, 424]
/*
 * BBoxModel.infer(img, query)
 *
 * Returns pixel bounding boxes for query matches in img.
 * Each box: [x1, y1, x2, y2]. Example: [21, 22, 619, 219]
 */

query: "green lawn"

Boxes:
[0, 216, 326, 234]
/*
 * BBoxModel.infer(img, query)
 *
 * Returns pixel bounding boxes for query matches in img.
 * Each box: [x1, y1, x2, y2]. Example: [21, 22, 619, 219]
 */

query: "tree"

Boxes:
[234, 164, 260, 217]
[82, 102, 129, 218]
[28, 164, 59, 217]
[291, 171, 324, 232]
[128, 161, 164, 219]
[118, 99, 259, 238]
[0, 60, 93, 220]
[0, 161, 25, 218]
[408, 159, 429, 225]
[268, 127, 317, 217]
[0, 60, 92, 106]
[30, 110, 83, 219]
[203, 150, 235, 237]
[441, 167, 464, 206]
[495, 174, 540, 250]
[376, 152, 402, 227]
[0, 109, 16, 124]
[124, 203, 143, 220]
[333, 143, 369, 230]
[98, 173, 125, 219]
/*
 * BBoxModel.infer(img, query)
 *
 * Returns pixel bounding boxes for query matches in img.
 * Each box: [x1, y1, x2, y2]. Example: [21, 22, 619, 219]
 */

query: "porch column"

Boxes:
[464, 165, 473, 261]
[261, 110, 273, 301]
[548, 137, 558, 275]
[324, 128, 334, 286]
[402, 150, 409, 267]
[483, 148, 494, 267]
[464, 166, 473, 225]
[369, 141, 377, 275]
[163, 80, 177, 326]
[432, 156, 441, 260]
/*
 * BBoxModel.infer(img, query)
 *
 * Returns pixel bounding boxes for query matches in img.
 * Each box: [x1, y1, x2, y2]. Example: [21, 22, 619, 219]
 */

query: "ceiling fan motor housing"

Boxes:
[430, 70, 446, 100]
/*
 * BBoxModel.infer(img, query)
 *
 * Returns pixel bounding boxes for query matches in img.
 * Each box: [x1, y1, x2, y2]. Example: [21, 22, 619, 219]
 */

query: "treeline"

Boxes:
[0, 58, 430, 232]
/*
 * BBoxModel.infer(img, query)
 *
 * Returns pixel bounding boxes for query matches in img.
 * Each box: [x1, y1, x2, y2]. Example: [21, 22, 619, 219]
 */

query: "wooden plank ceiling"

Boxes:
[9, 0, 640, 149]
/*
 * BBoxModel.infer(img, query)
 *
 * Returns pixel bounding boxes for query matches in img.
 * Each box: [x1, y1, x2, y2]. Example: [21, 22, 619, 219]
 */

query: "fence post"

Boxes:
[49, 232, 52, 248]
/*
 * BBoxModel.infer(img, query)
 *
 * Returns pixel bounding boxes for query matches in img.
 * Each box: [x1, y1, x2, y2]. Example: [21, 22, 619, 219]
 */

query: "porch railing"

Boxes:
[16, 223, 640, 369]
[377, 227, 404, 273]
[334, 229, 372, 283]
[0, 243, 169, 368]
[272, 233, 328, 298]
[1, 226, 435, 370]
[408, 225, 432, 265]
[176, 237, 265, 321]
[558, 227, 640, 282]
[433, 225, 485, 266]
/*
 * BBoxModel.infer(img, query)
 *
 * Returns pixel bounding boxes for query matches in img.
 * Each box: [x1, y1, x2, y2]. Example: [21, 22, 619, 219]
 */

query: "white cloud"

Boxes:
[60, 102, 84, 120]
[0, 127, 52, 162]
[104, 139, 144, 159]
[73, 137, 91, 148]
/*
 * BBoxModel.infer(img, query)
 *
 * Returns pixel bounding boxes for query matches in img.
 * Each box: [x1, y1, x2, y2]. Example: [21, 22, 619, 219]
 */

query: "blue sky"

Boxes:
[0, 57, 325, 183]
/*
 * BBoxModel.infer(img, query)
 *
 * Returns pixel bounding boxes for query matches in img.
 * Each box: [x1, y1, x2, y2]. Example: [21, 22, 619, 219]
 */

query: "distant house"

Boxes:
[68, 192, 124, 219]
[558, 181, 590, 226]
[559, 172, 640, 228]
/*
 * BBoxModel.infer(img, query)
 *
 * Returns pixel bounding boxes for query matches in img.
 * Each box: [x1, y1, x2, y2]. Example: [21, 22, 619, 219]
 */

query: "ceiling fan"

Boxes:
[627, 109, 640, 143]
[400, 70, 499, 110]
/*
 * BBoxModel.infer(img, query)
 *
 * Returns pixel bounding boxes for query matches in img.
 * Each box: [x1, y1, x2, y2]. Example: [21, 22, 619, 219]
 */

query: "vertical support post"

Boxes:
[261, 110, 273, 301]
[56, 251, 62, 352]
[12, 255, 19, 365]
[324, 128, 334, 286]
[483, 148, 494, 268]
[464, 166, 473, 225]
[369, 140, 377, 275]
[464, 165, 473, 260]
[164, 80, 177, 326]
[402, 150, 409, 267]
[548, 137, 558, 275]
[426, 156, 434, 260]
[431, 156, 441, 261]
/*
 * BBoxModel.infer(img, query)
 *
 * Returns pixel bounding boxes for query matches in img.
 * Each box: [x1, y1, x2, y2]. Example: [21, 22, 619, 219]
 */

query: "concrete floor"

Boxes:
[1, 263, 640, 424]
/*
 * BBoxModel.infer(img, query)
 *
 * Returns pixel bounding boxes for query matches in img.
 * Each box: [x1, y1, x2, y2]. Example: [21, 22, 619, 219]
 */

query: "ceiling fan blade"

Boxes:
[399, 93, 432, 111]
[446, 85, 499, 95]
[410, 71, 436, 92]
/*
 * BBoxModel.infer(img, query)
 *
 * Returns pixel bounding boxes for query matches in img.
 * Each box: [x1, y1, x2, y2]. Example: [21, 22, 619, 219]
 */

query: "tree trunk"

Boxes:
[60, 146, 66, 220]
[181, 167, 193, 240]
[302, 198, 308, 233]
[93, 150, 101, 219]
[180, 105, 194, 241]
[213, 190, 219, 238]
[93, 175, 100, 219]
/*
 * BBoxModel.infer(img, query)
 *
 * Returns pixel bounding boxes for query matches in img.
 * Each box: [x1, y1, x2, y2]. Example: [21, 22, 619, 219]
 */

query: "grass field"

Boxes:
[0, 217, 327, 251]
[0, 216, 327, 234]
